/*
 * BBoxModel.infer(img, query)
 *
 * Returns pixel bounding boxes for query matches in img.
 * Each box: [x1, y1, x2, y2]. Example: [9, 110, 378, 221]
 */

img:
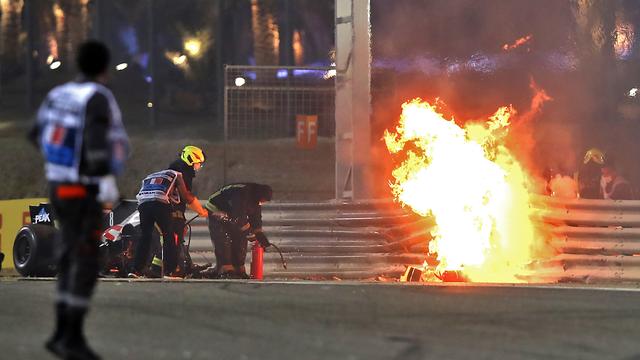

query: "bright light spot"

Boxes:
[49, 61, 61, 70]
[629, 88, 638, 97]
[147, 102, 153, 108]
[276, 69, 288, 79]
[184, 38, 202, 57]
[116, 63, 128, 71]
[324, 62, 337, 79]
[145, 76, 152, 83]
[46, 55, 54, 65]
[235, 77, 246, 87]
[172, 54, 187, 66]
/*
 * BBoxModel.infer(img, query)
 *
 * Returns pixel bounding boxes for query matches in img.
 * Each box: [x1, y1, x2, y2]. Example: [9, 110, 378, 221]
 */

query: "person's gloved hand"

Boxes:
[209, 211, 230, 222]
[97, 175, 119, 205]
[255, 231, 271, 248]
[197, 208, 208, 217]
[246, 232, 257, 242]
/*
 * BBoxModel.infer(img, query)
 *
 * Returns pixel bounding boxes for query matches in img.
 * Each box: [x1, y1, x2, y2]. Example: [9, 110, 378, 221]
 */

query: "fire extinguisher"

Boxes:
[250, 242, 287, 280]
[250, 242, 264, 280]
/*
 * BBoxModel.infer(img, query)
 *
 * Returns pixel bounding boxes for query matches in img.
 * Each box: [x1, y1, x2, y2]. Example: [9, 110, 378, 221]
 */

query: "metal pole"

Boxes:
[0, 4, 3, 107]
[147, 0, 156, 126]
[93, 0, 102, 40]
[222, 64, 228, 185]
[216, 0, 224, 131]
[25, 0, 34, 109]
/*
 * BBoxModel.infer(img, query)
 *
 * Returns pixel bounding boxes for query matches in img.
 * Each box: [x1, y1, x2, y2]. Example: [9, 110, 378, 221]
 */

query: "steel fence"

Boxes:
[184, 196, 640, 282]
[224, 65, 335, 140]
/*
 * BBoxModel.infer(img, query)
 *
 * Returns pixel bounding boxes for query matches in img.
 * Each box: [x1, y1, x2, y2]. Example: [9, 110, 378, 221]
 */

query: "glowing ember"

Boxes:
[385, 99, 540, 282]
[503, 35, 533, 51]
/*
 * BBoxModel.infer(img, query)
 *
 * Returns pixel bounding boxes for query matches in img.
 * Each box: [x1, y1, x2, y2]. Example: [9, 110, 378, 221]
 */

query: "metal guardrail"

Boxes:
[185, 196, 640, 283]
[534, 195, 640, 283]
[186, 200, 432, 280]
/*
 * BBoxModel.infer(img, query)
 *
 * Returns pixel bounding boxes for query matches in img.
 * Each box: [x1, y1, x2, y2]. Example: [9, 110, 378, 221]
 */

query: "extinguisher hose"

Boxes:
[269, 243, 287, 270]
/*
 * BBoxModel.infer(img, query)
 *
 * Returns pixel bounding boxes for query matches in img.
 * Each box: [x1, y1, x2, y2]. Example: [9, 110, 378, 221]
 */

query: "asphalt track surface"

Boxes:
[1, 279, 640, 360]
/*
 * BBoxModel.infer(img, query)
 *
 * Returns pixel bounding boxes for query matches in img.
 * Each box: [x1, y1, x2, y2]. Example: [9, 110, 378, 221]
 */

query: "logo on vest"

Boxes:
[34, 208, 51, 224]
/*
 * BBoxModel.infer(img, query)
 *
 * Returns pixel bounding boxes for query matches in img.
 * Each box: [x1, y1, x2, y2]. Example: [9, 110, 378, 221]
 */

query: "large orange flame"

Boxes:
[385, 99, 541, 282]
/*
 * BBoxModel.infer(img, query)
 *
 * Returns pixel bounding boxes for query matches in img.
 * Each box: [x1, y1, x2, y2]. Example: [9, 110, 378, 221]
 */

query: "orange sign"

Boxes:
[296, 115, 318, 149]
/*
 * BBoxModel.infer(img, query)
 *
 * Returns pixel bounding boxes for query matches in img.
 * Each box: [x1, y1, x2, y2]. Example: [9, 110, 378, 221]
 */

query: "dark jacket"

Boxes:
[205, 183, 272, 231]
[168, 159, 195, 213]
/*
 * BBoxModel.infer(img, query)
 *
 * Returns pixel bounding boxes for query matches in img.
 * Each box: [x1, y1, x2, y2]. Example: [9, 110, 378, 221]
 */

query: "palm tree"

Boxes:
[1, 0, 24, 71]
[57, 0, 90, 70]
[251, 0, 279, 66]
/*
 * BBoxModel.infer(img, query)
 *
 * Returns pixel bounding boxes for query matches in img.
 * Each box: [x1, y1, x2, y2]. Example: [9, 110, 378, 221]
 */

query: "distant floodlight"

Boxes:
[50, 61, 61, 70]
[629, 88, 638, 97]
[116, 63, 128, 71]
[147, 102, 153, 108]
[235, 77, 246, 87]
[46, 55, 54, 65]
[184, 38, 202, 57]
[172, 54, 187, 66]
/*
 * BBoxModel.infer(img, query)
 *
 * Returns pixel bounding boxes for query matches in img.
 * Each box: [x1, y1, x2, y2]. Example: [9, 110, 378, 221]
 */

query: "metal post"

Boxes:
[334, 0, 371, 199]
[223, 64, 228, 185]
[25, 0, 34, 109]
[216, 0, 225, 130]
[147, 0, 156, 126]
[92, 0, 102, 40]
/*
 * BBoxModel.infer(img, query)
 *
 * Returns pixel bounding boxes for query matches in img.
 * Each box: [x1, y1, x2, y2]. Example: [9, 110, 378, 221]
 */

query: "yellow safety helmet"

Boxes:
[180, 145, 205, 166]
[583, 148, 605, 165]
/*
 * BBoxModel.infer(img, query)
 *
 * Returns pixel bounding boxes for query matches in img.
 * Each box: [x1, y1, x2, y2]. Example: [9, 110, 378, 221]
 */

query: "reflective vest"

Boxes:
[136, 170, 181, 205]
[36, 81, 129, 183]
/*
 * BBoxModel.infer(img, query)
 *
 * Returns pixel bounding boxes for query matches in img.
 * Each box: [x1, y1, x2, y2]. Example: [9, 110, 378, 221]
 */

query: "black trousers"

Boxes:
[134, 202, 177, 273]
[207, 216, 248, 270]
[49, 183, 102, 309]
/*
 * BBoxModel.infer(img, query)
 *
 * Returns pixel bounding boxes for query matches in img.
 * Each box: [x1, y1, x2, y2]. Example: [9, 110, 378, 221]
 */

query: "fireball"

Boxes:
[385, 99, 540, 282]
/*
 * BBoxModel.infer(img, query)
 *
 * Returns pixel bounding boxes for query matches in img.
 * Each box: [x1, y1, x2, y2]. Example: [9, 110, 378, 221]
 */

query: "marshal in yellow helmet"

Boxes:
[181, 145, 206, 166]
[583, 148, 605, 165]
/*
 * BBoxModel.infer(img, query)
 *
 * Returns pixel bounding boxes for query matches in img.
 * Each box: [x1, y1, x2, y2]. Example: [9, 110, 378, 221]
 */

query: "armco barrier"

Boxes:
[186, 200, 433, 279]
[533, 195, 640, 283]
[7, 196, 633, 283]
[0, 198, 47, 271]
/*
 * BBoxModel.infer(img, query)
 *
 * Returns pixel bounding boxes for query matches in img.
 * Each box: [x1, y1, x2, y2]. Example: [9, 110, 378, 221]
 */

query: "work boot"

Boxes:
[61, 307, 101, 360]
[234, 265, 250, 279]
[44, 302, 67, 358]
[127, 271, 144, 279]
[146, 264, 162, 278]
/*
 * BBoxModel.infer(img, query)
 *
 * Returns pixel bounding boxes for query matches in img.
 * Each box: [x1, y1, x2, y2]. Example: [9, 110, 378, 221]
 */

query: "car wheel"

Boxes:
[13, 224, 58, 277]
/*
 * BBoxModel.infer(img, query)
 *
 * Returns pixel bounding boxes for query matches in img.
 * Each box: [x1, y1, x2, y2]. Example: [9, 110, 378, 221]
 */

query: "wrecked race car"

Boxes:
[12, 201, 201, 278]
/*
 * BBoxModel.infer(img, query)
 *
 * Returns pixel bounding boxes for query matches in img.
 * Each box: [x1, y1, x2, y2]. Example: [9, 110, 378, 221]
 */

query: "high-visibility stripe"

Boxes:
[152, 257, 162, 266]
[56, 185, 87, 199]
[56, 292, 90, 308]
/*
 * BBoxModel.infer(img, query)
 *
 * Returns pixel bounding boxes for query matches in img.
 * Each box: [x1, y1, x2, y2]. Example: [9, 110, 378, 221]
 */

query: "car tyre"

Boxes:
[13, 224, 58, 277]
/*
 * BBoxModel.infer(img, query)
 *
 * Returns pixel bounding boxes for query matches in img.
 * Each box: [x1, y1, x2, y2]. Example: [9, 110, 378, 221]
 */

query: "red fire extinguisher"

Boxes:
[250, 242, 264, 280]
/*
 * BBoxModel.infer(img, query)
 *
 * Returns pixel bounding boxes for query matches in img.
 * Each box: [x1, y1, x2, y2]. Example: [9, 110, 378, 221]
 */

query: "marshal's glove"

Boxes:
[97, 175, 119, 206]
[254, 231, 271, 249]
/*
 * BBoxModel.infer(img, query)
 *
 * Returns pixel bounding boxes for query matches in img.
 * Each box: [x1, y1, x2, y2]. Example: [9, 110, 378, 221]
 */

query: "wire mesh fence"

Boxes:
[224, 65, 335, 140]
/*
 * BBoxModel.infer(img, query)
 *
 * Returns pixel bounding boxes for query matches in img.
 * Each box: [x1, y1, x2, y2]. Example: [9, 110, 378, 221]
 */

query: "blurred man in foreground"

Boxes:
[29, 41, 130, 360]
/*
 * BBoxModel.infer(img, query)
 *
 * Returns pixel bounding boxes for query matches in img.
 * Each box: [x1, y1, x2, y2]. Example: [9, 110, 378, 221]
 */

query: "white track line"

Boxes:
[8, 277, 640, 292]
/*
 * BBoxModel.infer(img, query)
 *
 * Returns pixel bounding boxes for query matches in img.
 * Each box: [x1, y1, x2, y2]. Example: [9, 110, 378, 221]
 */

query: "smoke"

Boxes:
[549, 175, 578, 199]
[370, 0, 640, 192]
